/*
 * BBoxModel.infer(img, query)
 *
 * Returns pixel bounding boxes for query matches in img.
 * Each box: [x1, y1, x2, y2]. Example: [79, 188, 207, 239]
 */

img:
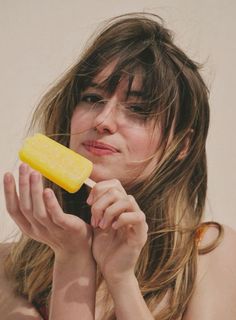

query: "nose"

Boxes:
[93, 98, 118, 134]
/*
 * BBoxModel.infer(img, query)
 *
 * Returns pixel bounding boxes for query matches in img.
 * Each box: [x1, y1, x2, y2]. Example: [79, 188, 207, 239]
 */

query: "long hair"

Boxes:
[4, 13, 223, 319]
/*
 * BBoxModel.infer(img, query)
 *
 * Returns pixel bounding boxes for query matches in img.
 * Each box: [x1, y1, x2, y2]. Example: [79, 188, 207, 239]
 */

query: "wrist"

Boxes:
[54, 248, 94, 264]
[54, 251, 96, 275]
[53, 253, 97, 292]
[105, 272, 138, 294]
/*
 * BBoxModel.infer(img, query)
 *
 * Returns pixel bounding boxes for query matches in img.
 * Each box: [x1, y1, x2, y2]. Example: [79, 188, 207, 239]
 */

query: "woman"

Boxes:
[1, 13, 236, 320]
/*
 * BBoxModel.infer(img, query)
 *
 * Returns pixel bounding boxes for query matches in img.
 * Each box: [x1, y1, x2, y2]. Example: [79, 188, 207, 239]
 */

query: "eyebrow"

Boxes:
[88, 81, 144, 98]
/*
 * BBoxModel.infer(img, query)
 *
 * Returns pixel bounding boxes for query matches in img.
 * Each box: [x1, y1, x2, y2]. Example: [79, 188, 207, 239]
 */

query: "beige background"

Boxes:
[0, 0, 235, 241]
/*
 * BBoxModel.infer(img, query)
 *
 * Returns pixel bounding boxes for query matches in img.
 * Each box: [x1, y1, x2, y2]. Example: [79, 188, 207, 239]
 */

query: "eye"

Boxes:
[80, 93, 104, 104]
[129, 104, 146, 114]
[127, 104, 150, 118]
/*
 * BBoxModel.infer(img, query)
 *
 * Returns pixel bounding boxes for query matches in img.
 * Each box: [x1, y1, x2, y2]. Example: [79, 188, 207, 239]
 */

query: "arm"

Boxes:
[3, 164, 96, 320]
[183, 225, 236, 320]
[50, 254, 96, 320]
[106, 275, 154, 320]
[88, 179, 154, 320]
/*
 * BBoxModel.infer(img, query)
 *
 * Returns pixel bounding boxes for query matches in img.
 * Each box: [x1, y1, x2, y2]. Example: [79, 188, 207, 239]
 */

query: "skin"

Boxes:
[3, 166, 96, 320]
[2, 66, 160, 319]
[1, 65, 236, 319]
[69, 64, 163, 186]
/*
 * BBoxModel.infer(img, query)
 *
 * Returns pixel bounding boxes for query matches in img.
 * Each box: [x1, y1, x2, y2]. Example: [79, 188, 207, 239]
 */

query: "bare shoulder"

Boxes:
[183, 224, 236, 319]
[198, 224, 236, 269]
[0, 242, 42, 320]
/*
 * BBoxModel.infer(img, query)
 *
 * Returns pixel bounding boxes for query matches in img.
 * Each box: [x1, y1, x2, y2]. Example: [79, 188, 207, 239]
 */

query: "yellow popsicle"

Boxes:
[19, 133, 95, 193]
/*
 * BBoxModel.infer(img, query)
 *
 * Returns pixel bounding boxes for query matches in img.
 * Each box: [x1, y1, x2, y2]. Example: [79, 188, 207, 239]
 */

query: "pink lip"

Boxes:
[82, 140, 119, 156]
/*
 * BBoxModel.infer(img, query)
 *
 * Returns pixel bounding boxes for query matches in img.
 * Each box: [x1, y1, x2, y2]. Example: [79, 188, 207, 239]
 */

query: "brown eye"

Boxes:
[128, 104, 150, 119]
[129, 105, 146, 114]
[81, 94, 104, 104]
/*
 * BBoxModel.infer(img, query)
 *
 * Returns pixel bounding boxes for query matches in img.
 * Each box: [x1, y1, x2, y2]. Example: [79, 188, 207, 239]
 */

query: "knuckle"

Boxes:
[137, 211, 146, 223]
[91, 203, 102, 216]
[128, 194, 138, 206]
[53, 215, 65, 227]
[19, 226, 31, 236]
[19, 203, 31, 215]
[19, 179, 28, 188]
[46, 200, 57, 211]
[104, 207, 115, 219]
[7, 207, 18, 217]
[107, 187, 119, 197]
[111, 178, 122, 187]
[37, 214, 48, 224]
[128, 194, 135, 201]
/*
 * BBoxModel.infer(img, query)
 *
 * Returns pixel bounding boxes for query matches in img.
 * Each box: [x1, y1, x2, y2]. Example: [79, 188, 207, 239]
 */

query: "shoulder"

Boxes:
[0, 242, 43, 320]
[198, 224, 236, 269]
[183, 224, 236, 319]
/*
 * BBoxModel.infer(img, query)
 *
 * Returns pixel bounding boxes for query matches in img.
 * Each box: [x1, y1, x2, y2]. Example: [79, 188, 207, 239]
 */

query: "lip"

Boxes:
[82, 140, 120, 156]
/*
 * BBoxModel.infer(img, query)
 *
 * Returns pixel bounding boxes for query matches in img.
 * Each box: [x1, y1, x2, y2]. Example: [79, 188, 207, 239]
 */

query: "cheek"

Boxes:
[70, 108, 93, 135]
[128, 127, 161, 160]
[70, 109, 88, 149]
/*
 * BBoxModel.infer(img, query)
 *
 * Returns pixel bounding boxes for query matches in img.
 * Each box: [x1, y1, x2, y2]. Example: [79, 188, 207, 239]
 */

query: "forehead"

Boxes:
[92, 61, 144, 93]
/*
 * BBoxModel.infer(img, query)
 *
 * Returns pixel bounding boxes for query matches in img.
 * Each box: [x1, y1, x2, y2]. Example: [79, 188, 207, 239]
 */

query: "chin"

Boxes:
[90, 169, 122, 184]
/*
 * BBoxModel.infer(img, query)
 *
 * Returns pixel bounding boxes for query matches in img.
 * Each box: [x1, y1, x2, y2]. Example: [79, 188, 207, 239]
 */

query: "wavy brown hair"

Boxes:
[4, 13, 223, 319]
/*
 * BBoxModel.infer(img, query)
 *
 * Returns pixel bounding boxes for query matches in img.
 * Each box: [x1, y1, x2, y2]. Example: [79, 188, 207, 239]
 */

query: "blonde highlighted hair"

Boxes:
[4, 13, 223, 319]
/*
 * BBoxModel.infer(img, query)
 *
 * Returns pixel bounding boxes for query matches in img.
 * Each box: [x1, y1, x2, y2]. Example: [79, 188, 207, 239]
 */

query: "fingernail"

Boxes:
[112, 221, 118, 229]
[87, 193, 93, 205]
[20, 163, 28, 174]
[99, 218, 105, 229]
[45, 189, 53, 199]
[4, 173, 11, 184]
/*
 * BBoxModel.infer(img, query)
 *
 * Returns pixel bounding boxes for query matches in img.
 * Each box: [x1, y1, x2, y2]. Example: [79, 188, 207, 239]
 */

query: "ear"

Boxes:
[177, 129, 193, 160]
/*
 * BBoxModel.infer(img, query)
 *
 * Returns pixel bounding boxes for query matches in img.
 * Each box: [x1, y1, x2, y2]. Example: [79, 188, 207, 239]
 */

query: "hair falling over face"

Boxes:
[4, 13, 223, 320]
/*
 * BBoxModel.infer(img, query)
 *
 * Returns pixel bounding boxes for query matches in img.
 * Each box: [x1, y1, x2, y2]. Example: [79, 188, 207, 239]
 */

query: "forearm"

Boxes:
[107, 274, 154, 320]
[49, 254, 96, 320]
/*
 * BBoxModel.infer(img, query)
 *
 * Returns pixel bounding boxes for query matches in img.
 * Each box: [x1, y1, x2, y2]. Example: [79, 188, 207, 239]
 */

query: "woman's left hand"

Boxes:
[87, 179, 148, 283]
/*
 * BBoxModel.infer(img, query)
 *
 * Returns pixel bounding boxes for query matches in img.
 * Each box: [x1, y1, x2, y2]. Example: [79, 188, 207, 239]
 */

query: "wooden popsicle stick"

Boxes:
[84, 177, 96, 188]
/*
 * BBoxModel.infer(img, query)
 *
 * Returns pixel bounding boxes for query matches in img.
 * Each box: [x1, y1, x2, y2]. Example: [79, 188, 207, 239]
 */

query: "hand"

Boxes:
[3, 163, 93, 262]
[87, 179, 148, 283]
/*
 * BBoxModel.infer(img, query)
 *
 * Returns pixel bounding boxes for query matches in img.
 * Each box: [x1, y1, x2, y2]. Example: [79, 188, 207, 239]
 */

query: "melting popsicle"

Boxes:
[19, 133, 95, 193]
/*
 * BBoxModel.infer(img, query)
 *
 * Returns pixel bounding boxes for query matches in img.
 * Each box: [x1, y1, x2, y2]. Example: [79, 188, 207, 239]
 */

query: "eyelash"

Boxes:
[80, 93, 149, 119]
[80, 94, 104, 104]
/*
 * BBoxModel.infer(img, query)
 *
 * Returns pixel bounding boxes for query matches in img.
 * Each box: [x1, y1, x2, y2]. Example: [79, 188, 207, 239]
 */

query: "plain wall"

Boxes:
[0, 0, 235, 241]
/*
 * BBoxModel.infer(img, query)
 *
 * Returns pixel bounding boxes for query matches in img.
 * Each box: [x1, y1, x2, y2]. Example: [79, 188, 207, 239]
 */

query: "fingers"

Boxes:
[44, 189, 86, 233]
[18, 164, 50, 231]
[112, 211, 148, 233]
[3, 172, 32, 234]
[4, 165, 91, 255]
[98, 198, 133, 229]
[87, 179, 126, 205]
[88, 180, 147, 233]
[18, 163, 32, 215]
[5, 164, 55, 235]
[30, 171, 48, 221]
[90, 188, 126, 227]
[43, 188, 71, 230]
[112, 211, 148, 246]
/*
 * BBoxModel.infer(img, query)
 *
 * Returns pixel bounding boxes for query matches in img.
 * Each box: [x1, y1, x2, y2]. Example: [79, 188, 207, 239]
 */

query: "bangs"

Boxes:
[116, 60, 176, 128]
[77, 38, 180, 135]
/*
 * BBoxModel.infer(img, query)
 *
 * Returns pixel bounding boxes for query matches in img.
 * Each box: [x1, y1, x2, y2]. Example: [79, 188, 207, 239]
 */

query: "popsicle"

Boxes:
[19, 133, 95, 193]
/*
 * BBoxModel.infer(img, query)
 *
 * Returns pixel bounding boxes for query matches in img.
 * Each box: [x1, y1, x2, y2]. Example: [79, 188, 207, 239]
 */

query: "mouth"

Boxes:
[82, 140, 120, 156]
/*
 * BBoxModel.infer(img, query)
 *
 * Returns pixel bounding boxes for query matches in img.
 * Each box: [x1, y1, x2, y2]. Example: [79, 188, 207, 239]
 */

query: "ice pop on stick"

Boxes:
[19, 133, 95, 193]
